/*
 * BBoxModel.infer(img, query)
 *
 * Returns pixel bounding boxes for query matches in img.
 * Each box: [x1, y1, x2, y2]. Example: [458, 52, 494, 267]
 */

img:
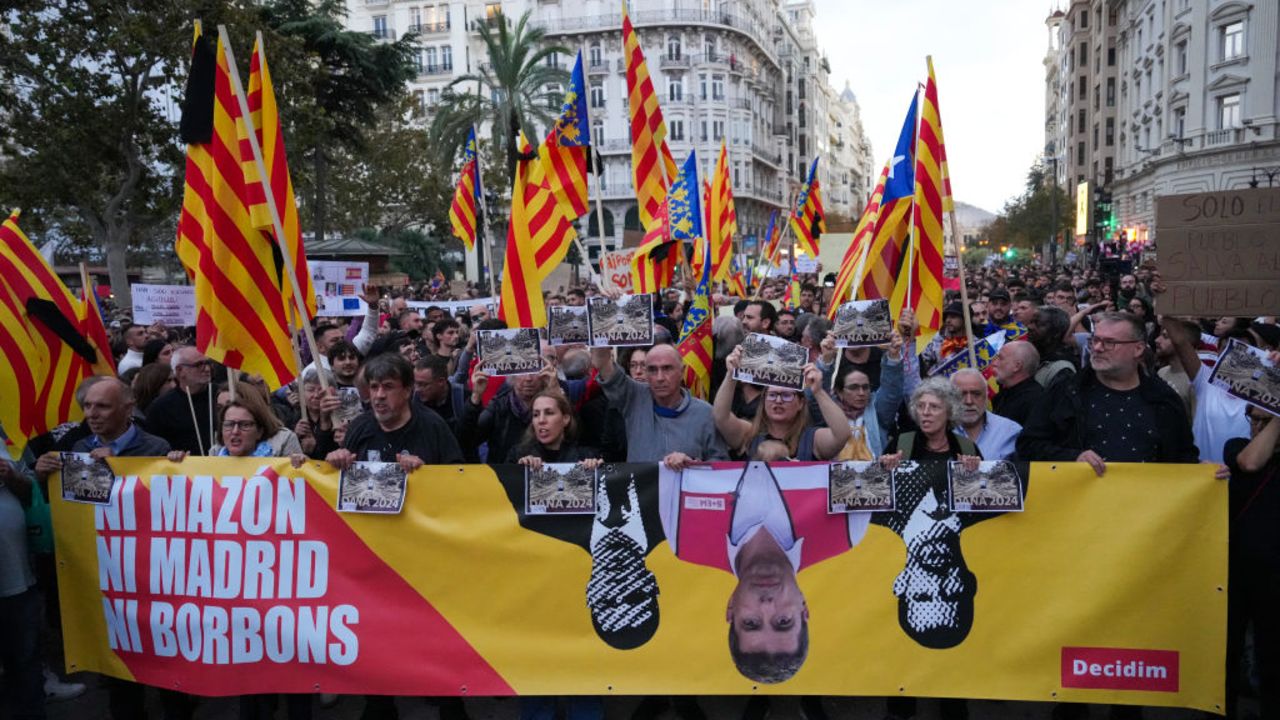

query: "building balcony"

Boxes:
[407, 21, 450, 35]
[370, 28, 396, 41]
[660, 54, 690, 69]
[420, 64, 453, 77]
[1204, 127, 1244, 147]
[596, 139, 632, 155]
[751, 144, 784, 169]
[530, 9, 778, 69]
[587, 58, 610, 74]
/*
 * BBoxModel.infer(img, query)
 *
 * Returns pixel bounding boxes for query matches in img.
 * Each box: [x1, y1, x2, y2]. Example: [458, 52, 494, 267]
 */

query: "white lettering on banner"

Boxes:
[94, 472, 355, 666]
[1071, 658, 1170, 680]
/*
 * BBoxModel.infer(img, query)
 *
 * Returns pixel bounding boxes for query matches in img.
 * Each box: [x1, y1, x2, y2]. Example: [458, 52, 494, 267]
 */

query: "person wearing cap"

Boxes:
[920, 301, 971, 375]
[980, 287, 1027, 343]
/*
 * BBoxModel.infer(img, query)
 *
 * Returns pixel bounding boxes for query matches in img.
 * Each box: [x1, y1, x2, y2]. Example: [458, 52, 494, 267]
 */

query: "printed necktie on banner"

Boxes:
[539, 50, 590, 221]
[449, 128, 481, 252]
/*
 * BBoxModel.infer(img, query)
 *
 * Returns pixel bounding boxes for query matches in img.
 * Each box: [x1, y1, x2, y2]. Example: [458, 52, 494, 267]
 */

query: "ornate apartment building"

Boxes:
[344, 0, 872, 268]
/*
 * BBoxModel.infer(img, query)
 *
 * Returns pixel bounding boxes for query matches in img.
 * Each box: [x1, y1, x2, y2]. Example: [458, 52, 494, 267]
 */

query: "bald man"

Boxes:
[991, 340, 1044, 427]
[34, 378, 171, 479]
[591, 343, 728, 467]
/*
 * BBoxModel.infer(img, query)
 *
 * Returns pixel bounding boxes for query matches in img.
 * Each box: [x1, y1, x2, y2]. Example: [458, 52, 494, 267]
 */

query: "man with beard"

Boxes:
[659, 461, 871, 684]
[979, 288, 1026, 342]
[774, 309, 798, 342]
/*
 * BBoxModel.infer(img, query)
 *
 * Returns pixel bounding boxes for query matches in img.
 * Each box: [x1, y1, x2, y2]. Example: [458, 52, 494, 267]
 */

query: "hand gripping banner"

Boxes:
[52, 458, 1226, 712]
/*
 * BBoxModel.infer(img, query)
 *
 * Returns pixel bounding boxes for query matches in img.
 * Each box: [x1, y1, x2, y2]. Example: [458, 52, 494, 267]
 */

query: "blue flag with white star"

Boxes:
[882, 94, 918, 204]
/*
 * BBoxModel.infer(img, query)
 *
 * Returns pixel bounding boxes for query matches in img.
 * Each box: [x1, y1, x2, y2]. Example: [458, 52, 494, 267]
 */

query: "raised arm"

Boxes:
[808, 364, 853, 459]
[712, 346, 753, 452]
[1161, 316, 1203, 382]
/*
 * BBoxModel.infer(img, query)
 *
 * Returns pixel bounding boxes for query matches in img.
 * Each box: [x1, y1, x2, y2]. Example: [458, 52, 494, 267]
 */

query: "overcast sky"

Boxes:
[813, 0, 1051, 214]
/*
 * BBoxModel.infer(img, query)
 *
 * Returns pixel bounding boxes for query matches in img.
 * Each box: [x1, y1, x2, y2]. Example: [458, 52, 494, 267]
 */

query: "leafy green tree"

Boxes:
[981, 161, 1074, 254]
[428, 11, 569, 181]
[259, 0, 419, 245]
[352, 227, 444, 281]
[0, 0, 258, 308]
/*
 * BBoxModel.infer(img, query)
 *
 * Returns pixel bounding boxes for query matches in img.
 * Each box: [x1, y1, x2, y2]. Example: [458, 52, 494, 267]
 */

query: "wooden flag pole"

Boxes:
[472, 84, 500, 296]
[948, 209, 979, 368]
[219, 27, 328, 393]
[580, 45, 616, 264]
[287, 307, 310, 427]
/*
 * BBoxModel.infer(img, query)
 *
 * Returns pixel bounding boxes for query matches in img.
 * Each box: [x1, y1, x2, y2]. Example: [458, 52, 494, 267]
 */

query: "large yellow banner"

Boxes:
[52, 458, 1225, 713]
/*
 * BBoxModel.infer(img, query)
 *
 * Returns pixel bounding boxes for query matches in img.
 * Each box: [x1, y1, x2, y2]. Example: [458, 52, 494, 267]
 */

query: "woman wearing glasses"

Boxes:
[713, 347, 851, 461]
[166, 391, 287, 461]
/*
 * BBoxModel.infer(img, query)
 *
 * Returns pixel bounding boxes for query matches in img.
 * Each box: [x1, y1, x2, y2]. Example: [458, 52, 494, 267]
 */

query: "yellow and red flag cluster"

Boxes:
[539, 50, 592, 221]
[707, 141, 737, 282]
[622, 5, 678, 233]
[448, 129, 481, 252]
[0, 212, 114, 455]
[498, 134, 578, 328]
[176, 25, 312, 390]
[827, 162, 890, 319]
[789, 157, 826, 261]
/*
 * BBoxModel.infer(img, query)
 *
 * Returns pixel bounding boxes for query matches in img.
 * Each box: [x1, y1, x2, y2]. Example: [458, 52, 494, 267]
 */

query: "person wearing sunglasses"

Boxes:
[714, 347, 851, 461]
[1017, 312, 1198, 475]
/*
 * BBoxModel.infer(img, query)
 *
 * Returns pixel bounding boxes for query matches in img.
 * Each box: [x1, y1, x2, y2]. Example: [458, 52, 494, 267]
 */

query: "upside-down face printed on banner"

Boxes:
[53, 458, 1225, 712]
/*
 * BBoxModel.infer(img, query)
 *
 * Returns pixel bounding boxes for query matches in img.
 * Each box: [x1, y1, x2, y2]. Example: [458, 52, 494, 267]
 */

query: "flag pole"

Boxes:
[219, 27, 328, 393]
[580, 45, 615, 261]
[901, 83, 923, 329]
[472, 84, 500, 296]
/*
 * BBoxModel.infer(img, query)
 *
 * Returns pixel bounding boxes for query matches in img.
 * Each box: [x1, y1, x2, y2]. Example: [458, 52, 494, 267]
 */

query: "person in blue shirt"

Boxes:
[951, 369, 1021, 461]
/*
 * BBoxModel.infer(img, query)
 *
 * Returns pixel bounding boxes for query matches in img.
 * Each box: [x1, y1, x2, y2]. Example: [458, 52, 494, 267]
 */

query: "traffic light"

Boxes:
[1093, 189, 1114, 239]
[1004, 247, 1016, 259]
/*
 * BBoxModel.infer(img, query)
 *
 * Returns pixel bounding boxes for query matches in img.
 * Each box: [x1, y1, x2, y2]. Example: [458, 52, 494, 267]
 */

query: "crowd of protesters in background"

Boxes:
[1, 251, 1277, 720]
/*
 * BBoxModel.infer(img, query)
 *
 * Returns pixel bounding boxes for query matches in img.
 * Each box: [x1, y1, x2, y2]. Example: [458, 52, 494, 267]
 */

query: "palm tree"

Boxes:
[430, 11, 570, 182]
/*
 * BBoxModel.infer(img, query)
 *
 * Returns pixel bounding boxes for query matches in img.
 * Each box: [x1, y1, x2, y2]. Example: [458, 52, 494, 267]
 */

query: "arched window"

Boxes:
[587, 208, 615, 238]
[667, 35, 682, 60]
[623, 206, 644, 232]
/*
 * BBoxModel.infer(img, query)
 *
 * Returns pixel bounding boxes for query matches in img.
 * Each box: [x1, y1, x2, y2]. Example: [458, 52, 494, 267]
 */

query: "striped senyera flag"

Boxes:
[0, 211, 113, 455]
[498, 134, 578, 328]
[893, 57, 947, 354]
[761, 209, 782, 267]
[622, 6, 678, 232]
[827, 161, 890, 320]
[708, 141, 736, 282]
[789, 157, 826, 260]
[449, 129, 481, 251]
[860, 94, 918, 303]
[176, 28, 299, 390]
[245, 34, 316, 323]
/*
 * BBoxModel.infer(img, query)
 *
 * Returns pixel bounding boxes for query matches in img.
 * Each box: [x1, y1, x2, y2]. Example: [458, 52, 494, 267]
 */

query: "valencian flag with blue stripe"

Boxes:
[448, 128, 481, 252]
[540, 50, 590, 220]
[632, 151, 700, 292]
[678, 228, 713, 400]
[789, 157, 825, 260]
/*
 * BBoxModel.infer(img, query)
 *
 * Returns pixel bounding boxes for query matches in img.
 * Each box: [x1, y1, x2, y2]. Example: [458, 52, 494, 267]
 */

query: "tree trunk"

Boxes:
[313, 149, 328, 244]
[104, 231, 132, 311]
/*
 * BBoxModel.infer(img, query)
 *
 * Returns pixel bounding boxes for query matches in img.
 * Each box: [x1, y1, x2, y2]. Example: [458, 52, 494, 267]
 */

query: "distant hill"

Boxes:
[954, 202, 996, 228]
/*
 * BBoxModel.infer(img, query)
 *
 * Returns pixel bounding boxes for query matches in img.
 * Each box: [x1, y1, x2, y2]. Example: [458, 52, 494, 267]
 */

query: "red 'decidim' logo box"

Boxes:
[1061, 647, 1179, 693]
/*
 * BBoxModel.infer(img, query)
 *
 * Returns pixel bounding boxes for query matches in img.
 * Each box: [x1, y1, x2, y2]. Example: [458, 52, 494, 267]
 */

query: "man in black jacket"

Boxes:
[1017, 311, 1198, 472]
[990, 340, 1044, 427]
[144, 346, 215, 455]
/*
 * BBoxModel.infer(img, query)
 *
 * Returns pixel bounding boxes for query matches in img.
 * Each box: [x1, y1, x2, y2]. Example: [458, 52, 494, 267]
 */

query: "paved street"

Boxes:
[44, 675, 1221, 720]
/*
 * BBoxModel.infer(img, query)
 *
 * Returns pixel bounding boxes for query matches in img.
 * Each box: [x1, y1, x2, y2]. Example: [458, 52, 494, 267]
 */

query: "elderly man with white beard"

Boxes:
[950, 369, 1022, 461]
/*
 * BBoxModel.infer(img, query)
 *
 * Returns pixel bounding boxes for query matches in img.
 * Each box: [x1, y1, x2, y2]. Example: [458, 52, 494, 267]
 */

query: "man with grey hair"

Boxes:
[145, 346, 215, 454]
[991, 340, 1044, 426]
[1017, 312, 1197, 475]
[951, 369, 1022, 461]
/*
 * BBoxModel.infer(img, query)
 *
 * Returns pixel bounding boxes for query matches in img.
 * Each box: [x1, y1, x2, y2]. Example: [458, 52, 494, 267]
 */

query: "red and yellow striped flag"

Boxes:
[708, 141, 736, 282]
[539, 50, 591, 221]
[789, 157, 826, 260]
[498, 134, 579, 328]
[828, 162, 890, 319]
[761, 210, 782, 267]
[448, 129, 481, 251]
[0, 212, 113, 454]
[892, 57, 947, 353]
[245, 34, 316, 322]
[622, 5, 678, 232]
[177, 28, 299, 389]
[630, 202, 678, 293]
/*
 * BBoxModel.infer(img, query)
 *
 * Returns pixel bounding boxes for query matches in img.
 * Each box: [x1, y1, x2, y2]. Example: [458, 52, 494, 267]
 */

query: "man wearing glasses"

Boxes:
[1017, 312, 1197, 475]
[145, 346, 217, 455]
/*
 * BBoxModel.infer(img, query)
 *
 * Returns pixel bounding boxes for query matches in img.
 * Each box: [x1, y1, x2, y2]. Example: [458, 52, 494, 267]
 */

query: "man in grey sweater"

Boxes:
[591, 343, 728, 468]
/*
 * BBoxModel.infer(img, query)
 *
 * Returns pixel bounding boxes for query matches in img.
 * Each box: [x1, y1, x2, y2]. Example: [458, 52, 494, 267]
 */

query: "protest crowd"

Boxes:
[2, 245, 1278, 720]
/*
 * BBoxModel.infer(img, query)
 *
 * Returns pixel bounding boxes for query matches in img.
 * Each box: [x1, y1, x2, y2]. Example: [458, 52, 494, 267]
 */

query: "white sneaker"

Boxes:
[43, 669, 86, 702]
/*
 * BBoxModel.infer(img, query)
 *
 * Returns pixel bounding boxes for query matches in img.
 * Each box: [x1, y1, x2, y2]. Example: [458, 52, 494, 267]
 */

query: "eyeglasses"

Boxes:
[1087, 335, 1142, 351]
[221, 420, 258, 432]
[766, 391, 798, 403]
[177, 360, 212, 370]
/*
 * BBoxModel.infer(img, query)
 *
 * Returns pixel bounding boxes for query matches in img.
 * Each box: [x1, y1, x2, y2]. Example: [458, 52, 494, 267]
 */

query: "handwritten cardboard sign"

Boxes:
[600, 249, 637, 294]
[1155, 188, 1280, 316]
